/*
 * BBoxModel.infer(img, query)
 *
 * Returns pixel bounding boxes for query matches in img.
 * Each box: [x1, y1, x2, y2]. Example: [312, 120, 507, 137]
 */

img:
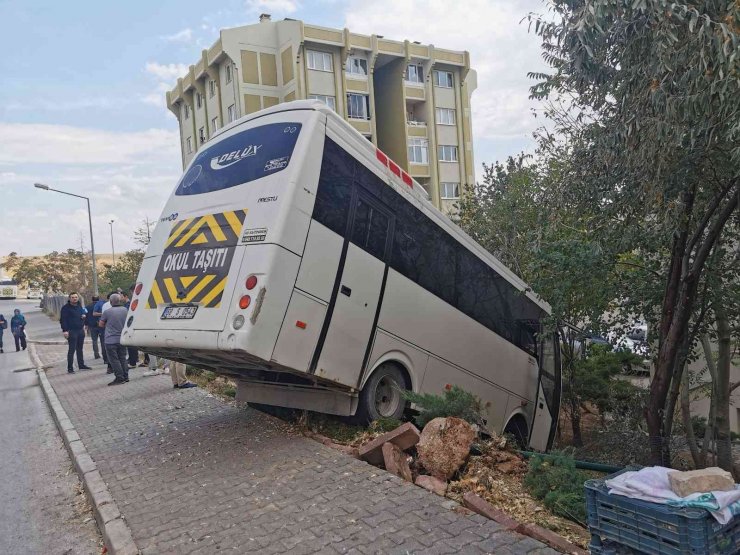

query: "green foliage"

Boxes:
[98, 250, 144, 294]
[223, 385, 236, 398]
[370, 417, 403, 433]
[4, 249, 93, 297]
[524, 450, 587, 524]
[403, 385, 484, 429]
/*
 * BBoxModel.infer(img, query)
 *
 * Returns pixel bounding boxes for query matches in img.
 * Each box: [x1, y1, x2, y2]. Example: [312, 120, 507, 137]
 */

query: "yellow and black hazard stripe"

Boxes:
[146, 209, 247, 309]
[164, 209, 247, 249]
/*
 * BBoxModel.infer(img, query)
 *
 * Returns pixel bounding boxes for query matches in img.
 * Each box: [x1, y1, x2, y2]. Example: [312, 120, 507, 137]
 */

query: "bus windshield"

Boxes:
[175, 122, 302, 196]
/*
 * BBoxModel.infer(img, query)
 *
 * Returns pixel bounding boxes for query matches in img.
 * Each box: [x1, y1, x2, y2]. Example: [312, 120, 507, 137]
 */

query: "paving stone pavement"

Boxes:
[35, 343, 558, 555]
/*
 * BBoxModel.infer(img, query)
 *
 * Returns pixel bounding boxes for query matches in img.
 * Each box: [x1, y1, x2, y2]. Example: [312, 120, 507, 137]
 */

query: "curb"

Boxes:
[462, 492, 588, 555]
[30, 344, 139, 555]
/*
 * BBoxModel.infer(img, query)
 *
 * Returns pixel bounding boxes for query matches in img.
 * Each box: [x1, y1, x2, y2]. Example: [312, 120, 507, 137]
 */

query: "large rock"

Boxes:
[382, 442, 413, 482]
[358, 422, 420, 466]
[415, 475, 447, 496]
[668, 467, 735, 497]
[416, 417, 476, 481]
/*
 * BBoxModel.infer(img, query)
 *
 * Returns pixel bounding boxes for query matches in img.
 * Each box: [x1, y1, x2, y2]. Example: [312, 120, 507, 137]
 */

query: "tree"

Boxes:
[98, 250, 144, 295]
[4, 249, 91, 297]
[529, 0, 740, 464]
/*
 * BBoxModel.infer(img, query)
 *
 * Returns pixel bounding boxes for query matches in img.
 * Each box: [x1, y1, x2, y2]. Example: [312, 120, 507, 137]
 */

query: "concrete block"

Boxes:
[382, 442, 413, 482]
[415, 475, 447, 496]
[358, 422, 420, 465]
[669, 467, 735, 497]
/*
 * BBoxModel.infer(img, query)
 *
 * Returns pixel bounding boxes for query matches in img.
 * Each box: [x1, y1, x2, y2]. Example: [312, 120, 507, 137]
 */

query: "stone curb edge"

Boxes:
[462, 492, 589, 555]
[30, 344, 139, 555]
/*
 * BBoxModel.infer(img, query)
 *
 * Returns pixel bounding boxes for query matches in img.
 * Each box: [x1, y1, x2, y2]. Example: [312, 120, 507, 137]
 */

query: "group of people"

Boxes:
[60, 290, 197, 389]
[0, 309, 27, 353]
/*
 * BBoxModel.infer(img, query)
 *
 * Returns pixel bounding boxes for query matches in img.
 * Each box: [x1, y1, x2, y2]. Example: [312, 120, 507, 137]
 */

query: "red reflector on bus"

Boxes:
[296, 321, 307, 329]
[134, 282, 143, 296]
[245, 275, 258, 290]
[376, 149, 388, 166]
[239, 295, 251, 309]
[130, 299, 139, 311]
[389, 160, 401, 177]
[402, 172, 413, 187]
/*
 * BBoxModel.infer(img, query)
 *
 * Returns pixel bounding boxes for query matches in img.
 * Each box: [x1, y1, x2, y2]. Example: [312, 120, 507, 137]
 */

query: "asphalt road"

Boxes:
[0, 298, 100, 555]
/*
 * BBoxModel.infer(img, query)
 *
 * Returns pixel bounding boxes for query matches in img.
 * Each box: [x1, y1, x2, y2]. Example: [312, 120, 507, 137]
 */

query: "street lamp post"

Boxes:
[34, 183, 99, 295]
[109, 220, 115, 264]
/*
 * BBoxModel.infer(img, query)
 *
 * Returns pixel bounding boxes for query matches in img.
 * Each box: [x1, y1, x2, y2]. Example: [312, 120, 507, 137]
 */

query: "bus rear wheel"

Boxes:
[504, 415, 528, 449]
[356, 364, 408, 423]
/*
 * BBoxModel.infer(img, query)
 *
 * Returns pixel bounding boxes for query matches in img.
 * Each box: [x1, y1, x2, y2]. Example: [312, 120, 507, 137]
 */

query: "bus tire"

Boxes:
[503, 415, 528, 449]
[356, 364, 408, 423]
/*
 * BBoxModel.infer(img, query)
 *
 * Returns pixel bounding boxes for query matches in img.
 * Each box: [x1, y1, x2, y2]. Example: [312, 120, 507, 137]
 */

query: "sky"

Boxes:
[0, 0, 551, 257]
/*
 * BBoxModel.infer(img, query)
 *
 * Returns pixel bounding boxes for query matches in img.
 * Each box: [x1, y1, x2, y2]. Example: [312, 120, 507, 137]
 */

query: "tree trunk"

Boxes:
[571, 400, 583, 447]
[701, 333, 717, 466]
[681, 363, 702, 468]
[714, 304, 732, 472]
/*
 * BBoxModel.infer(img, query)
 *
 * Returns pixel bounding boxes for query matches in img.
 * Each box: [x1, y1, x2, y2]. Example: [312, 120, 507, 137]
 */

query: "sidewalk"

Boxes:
[35, 342, 557, 555]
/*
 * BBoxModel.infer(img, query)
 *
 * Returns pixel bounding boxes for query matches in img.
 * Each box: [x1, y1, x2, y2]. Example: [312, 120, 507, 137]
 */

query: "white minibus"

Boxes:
[123, 100, 561, 450]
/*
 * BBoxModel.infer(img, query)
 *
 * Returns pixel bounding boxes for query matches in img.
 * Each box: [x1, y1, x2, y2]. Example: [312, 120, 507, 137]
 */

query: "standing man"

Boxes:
[99, 293, 129, 386]
[122, 287, 139, 368]
[95, 291, 116, 373]
[85, 295, 103, 360]
[60, 293, 91, 374]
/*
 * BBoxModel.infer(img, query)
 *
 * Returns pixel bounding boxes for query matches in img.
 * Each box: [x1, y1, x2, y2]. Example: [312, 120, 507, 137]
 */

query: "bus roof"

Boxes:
[212, 100, 552, 315]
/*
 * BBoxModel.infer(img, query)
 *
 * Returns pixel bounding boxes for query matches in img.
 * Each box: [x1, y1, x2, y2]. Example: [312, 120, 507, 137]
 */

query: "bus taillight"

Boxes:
[239, 295, 251, 309]
[134, 282, 143, 296]
[245, 275, 258, 290]
[130, 299, 139, 311]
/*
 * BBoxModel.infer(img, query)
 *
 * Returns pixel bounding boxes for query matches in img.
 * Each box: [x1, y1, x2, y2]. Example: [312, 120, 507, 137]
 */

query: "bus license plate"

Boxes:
[161, 306, 198, 320]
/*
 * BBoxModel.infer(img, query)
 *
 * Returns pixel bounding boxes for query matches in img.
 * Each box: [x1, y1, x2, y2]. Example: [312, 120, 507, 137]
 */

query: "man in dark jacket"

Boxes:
[85, 295, 104, 361]
[60, 292, 91, 374]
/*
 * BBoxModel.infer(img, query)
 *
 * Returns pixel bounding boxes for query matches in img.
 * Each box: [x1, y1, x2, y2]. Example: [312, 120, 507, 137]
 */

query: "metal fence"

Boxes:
[41, 295, 74, 319]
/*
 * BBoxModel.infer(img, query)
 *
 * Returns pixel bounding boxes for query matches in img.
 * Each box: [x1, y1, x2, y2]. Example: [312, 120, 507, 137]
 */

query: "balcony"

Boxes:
[404, 84, 425, 101]
[406, 121, 427, 138]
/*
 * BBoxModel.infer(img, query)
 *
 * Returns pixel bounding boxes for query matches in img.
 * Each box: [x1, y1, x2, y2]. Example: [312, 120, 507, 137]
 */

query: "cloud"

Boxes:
[342, 0, 551, 153]
[0, 122, 179, 166]
[144, 62, 189, 82]
[247, 0, 300, 15]
[161, 28, 193, 42]
[0, 122, 182, 256]
[5, 96, 125, 113]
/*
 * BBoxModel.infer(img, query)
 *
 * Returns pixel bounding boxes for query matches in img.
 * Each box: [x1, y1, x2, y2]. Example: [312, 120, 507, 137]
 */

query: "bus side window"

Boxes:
[313, 139, 354, 235]
[350, 198, 390, 260]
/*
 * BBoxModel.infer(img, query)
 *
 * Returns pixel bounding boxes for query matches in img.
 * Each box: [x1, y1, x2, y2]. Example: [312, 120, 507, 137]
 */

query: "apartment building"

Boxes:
[166, 14, 477, 212]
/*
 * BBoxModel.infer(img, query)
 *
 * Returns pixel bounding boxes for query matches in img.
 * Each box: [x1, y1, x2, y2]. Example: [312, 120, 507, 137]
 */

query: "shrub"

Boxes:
[370, 417, 403, 433]
[523, 449, 587, 525]
[403, 385, 484, 429]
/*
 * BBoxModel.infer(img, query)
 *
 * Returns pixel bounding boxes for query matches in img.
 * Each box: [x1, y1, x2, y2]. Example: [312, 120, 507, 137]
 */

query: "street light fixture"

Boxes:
[33, 183, 99, 295]
[109, 220, 115, 264]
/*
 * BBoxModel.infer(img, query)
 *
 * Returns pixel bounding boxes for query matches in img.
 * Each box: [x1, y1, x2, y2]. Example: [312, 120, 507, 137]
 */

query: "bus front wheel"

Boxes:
[356, 364, 408, 423]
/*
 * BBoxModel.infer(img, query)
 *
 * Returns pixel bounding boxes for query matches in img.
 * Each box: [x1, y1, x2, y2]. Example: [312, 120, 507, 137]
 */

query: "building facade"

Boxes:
[166, 15, 477, 212]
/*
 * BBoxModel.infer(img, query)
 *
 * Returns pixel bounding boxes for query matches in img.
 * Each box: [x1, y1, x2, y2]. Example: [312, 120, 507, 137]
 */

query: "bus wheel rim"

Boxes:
[375, 376, 400, 416]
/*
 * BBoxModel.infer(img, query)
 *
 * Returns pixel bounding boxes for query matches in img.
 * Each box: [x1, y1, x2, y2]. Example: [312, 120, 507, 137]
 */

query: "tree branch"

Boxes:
[689, 181, 740, 279]
[686, 179, 737, 255]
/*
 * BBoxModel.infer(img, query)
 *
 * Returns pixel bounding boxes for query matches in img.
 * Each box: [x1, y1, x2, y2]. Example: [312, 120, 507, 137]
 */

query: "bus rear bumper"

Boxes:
[235, 380, 359, 416]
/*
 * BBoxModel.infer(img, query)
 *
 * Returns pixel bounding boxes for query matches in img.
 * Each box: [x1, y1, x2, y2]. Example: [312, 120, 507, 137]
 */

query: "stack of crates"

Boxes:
[585, 466, 740, 554]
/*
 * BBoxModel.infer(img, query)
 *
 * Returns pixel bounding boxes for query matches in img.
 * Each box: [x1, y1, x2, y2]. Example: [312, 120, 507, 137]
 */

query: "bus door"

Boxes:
[529, 332, 561, 451]
[311, 190, 393, 386]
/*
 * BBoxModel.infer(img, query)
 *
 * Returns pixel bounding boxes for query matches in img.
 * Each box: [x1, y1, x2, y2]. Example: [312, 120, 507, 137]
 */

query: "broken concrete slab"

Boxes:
[358, 422, 420, 465]
[668, 467, 735, 497]
[382, 442, 413, 482]
[415, 475, 447, 496]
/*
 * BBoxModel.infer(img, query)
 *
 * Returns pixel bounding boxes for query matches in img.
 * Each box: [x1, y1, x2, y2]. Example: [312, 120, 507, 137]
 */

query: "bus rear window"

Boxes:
[175, 122, 302, 196]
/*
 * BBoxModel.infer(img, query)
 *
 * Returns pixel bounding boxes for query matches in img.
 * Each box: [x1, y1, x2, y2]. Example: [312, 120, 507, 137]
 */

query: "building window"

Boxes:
[186, 137, 192, 154]
[307, 50, 333, 72]
[308, 94, 336, 110]
[225, 64, 232, 83]
[407, 137, 429, 164]
[440, 182, 460, 199]
[438, 145, 458, 162]
[211, 116, 218, 131]
[183, 104, 190, 119]
[208, 79, 216, 97]
[346, 56, 367, 77]
[434, 70, 453, 88]
[436, 108, 456, 125]
[347, 93, 370, 120]
[199, 126, 206, 144]
[196, 93, 202, 109]
[227, 104, 236, 123]
[406, 64, 424, 84]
